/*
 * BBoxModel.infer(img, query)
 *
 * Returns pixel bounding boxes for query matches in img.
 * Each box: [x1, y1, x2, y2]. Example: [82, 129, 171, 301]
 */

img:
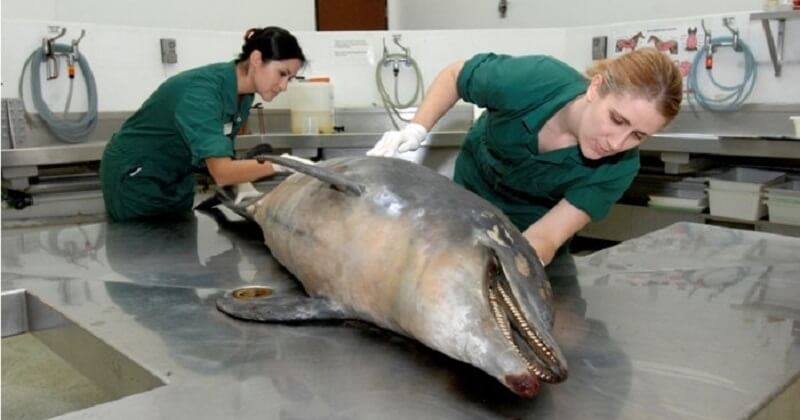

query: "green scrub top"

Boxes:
[453, 53, 639, 232]
[101, 61, 254, 221]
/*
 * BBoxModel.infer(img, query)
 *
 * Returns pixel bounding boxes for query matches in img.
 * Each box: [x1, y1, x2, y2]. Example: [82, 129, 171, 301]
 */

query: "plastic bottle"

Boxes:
[288, 77, 335, 135]
[764, 0, 778, 10]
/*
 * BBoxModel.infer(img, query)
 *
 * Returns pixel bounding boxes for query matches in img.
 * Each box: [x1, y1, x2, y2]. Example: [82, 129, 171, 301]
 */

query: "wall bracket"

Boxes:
[750, 10, 799, 77]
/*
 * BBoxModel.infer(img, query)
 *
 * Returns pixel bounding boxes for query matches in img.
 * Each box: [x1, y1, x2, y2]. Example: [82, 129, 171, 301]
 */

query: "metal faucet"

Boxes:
[722, 17, 742, 52]
[70, 29, 86, 58]
[498, 0, 508, 18]
[67, 29, 86, 79]
[701, 19, 713, 69]
[42, 27, 67, 80]
[383, 35, 410, 77]
[701, 18, 742, 70]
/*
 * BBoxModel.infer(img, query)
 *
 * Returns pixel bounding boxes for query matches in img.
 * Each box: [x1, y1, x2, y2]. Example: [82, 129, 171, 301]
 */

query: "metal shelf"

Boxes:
[750, 10, 800, 77]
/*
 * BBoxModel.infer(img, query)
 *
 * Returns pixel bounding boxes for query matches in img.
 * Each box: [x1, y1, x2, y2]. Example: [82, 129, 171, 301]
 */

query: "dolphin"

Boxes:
[214, 155, 568, 397]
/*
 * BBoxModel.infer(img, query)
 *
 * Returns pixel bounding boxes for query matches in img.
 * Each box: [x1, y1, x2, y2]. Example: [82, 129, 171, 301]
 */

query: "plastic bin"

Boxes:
[707, 188, 766, 221]
[765, 180, 800, 199]
[706, 168, 786, 221]
[766, 197, 800, 226]
[707, 167, 786, 192]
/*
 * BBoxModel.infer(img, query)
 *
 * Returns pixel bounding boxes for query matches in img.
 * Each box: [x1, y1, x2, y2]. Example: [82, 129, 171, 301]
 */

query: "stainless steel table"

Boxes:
[2, 214, 799, 419]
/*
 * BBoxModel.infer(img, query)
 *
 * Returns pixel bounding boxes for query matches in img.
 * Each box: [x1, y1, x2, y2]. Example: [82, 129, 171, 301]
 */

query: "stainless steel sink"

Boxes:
[2, 289, 164, 419]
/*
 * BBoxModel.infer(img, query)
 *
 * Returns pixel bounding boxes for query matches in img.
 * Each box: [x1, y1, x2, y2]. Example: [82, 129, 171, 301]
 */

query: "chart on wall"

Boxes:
[609, 14, 751, 92]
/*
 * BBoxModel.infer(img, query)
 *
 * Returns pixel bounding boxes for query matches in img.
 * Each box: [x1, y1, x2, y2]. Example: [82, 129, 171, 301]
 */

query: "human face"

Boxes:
[576, 77, 667, 160]
[249, 54, 303, 102]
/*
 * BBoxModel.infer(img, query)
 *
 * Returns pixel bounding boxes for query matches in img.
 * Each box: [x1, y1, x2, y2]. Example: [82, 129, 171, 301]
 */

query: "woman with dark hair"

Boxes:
[101, 26, 306, 221]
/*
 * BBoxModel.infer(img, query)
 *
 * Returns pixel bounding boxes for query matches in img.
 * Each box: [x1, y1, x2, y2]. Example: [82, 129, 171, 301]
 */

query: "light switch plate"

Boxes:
[160, 38, 177, 64]
[592, 36, 608, 60]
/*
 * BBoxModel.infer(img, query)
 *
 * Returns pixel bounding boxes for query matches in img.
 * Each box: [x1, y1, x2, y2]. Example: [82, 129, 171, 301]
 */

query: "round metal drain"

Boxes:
[231, 286, 274, 300]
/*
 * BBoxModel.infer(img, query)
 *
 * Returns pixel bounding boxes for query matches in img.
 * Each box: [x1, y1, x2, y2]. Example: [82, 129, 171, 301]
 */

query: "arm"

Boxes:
[205, 157, 280, 187]
[367, 60, 466, 157]
[412, 60, 465, 130]
[523, 199, 591, 265]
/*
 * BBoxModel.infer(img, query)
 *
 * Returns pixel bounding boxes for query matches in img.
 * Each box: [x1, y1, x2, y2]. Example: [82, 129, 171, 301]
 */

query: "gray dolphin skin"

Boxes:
[216, 155, 568, 397]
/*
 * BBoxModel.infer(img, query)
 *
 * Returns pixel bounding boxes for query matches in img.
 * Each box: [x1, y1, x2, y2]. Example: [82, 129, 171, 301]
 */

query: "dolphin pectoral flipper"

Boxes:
[194, 194, 222, 212]
[217, 291, 350, 323]
[195, 184, 264, 221]
[253, 155, 365, 197]
[244, 143, 274, 159]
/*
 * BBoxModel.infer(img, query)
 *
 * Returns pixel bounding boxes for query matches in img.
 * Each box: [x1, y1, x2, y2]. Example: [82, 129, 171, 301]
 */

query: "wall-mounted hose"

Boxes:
[375, 53, 424, 130]
[687, 37, 756, 112]
[19, 43, 98, 143]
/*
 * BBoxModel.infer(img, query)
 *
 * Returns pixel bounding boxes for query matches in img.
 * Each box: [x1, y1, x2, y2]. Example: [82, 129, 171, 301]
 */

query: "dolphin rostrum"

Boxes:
[215, 155, 568, 397]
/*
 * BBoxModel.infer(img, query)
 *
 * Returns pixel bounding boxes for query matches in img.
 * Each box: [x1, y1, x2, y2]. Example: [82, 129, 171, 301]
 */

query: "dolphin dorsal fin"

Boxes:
[255, 155, 365, 197]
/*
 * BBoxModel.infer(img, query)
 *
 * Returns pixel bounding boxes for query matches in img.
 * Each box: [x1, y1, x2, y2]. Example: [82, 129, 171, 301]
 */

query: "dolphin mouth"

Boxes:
[486, 256, 567, 385]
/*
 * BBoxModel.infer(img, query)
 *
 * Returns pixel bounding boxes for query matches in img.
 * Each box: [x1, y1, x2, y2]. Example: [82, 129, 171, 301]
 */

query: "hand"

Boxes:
[366, 123, 428, 157]
[272, 153, 315, 173]
[234, 182, 261, 205]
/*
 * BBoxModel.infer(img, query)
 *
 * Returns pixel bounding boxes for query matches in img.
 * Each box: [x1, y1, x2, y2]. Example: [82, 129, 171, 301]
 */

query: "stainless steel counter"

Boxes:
[5, 131, 800, 168]
[4, 103, 800, 168]
[2, 216, 799, 419]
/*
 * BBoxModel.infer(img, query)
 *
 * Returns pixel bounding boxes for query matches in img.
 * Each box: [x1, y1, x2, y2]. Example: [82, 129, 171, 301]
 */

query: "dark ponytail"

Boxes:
[236, 26, 306, 64]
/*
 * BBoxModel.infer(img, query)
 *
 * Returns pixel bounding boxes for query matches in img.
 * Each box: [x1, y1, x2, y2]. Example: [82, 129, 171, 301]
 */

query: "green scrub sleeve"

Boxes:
[564, 170, 637, 221]
[457, 53, 583, 113]
[457, 53, 499, 109]
[174, 84, 235, 167]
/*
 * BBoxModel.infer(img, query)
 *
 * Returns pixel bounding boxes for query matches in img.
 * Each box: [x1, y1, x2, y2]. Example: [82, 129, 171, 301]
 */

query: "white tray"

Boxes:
[707, 168, 786, 193]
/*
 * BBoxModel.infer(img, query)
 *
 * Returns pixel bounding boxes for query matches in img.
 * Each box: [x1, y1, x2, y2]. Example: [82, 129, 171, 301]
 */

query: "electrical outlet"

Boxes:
[160, 38, 177, 64]
[592, 36, 608, 60]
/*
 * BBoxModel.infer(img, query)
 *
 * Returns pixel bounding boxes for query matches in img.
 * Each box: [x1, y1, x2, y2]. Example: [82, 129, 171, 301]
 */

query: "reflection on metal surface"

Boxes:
[1, 217, 799, 419]
[232, 286, 273, 300]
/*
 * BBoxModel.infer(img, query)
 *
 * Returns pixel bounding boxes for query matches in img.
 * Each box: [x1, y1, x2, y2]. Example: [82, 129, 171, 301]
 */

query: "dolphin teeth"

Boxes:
[497, 284, 553, 357]
[489, 285, 556, 383]
[493, 280, 562, 382]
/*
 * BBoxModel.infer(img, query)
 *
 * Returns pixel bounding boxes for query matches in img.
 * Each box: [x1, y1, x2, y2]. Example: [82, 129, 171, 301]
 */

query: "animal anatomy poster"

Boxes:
[609, 15, 751, 90]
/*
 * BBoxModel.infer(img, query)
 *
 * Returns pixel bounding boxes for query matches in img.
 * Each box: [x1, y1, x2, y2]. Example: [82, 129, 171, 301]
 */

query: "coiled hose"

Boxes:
[687, 37, 756, 112]
[375, 54, 424, 130]
[19, 43, 98, 143]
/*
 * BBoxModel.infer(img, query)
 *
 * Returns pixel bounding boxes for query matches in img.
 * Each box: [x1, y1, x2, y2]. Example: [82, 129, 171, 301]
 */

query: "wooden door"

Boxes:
[316, 0, 387, 31]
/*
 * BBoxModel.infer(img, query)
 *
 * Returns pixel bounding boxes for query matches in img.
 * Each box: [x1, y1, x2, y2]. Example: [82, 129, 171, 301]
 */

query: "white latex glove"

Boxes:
[366, 123, 428, 157]
[234, 182, 261, 205]
[272, 153, 315, 173]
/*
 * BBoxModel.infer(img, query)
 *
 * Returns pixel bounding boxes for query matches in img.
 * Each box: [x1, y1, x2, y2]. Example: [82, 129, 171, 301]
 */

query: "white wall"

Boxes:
[1, 0, 316, 32]
[1, 11, 797, 116]
[563, 13, 800, 105]
[389, 0, 764, 29]
[1, 19, 565, 112]
[1, 0, 766, 31]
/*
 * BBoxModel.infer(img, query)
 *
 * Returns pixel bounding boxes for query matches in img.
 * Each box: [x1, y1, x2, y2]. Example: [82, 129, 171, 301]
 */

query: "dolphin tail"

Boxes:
[217, 290, 350, 323]
[253, 155, 365, 197]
